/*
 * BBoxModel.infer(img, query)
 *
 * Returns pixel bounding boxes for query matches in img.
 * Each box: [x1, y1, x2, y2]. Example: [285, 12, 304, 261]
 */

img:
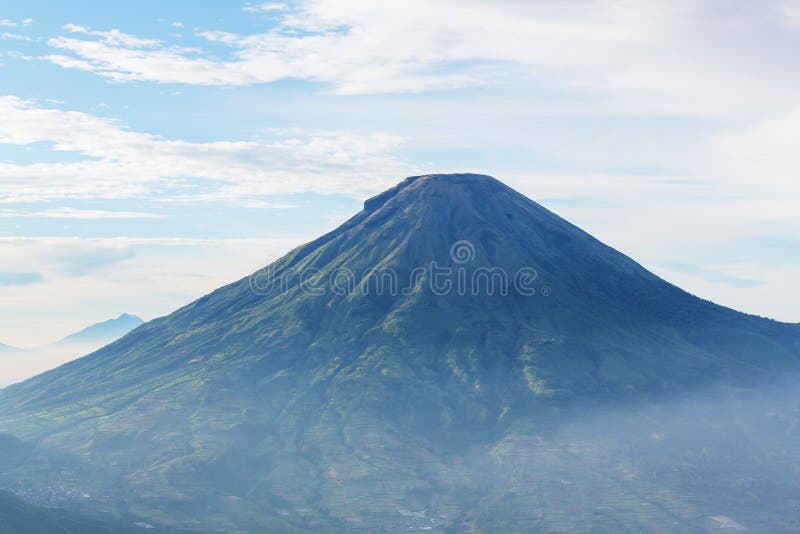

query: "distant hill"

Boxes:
[0, 314, 144, 388]
[0, 174, 798, 531]
[51, 313, 144, 349]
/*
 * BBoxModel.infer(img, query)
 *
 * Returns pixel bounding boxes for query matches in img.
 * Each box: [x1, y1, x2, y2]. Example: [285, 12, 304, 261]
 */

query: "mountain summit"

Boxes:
[53, 313, 144, 348]
[0, 174, 798, 531]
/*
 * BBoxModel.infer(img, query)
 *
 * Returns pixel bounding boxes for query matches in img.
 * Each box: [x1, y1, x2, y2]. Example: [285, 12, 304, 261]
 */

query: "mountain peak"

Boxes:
[115, 313, 141, 322]
[54, 313, 144, 347]
[394, 172, 500, 189]
[404, 172, 498, 185]
[364, 172, 505, 212]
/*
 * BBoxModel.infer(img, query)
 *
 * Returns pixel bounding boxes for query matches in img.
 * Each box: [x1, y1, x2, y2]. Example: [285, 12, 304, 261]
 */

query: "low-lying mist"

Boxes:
[3, 373, 799, 532]
[449, 374, 800, 532]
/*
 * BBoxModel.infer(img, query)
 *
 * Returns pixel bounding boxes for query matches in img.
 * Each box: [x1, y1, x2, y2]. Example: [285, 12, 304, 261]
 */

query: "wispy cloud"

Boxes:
[27, 0, 800, 116]
[709, 108, 800, 200]
[775, 0, 800, 27]
[0, 271, 43, 286]
[61, 23, 163, 47]
[243, 2, 288, 13]
[0, 96, 414, 203]
[0, 236, 304, 345]
[1, 32, 31, 41]
[0, 18, 32, 27]
[0, 238, 138, 278]
[0, 207, 167, 219]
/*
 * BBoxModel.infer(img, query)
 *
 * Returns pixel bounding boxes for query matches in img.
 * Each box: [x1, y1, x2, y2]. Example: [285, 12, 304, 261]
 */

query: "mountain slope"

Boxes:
[0, 174, 798, 531]
[0, 490, 150, 534]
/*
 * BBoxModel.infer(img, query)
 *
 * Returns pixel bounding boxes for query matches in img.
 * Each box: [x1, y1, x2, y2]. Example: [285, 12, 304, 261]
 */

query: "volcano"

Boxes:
[1, 174, 798, 532]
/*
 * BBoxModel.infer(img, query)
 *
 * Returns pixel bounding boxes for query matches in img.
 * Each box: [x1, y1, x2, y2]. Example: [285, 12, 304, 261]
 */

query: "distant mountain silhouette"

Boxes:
[51, 313, 144, 349]
[0, 314, 143, 388]
[0, 174, 798, 531]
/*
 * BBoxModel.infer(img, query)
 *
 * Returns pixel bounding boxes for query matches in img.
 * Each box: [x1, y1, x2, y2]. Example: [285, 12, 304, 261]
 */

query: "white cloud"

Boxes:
[0, 207, 167, 219]
[0, 18, 32, 28]
[1, 32, 31, 41]
[655, 261, 800, 323]
[0, 271, 42, 286]
[0, 95, 414, 202]
[25, 0, 797, 117]
[0, 236, 305, 346]
[775, 0, 800, 26]
[171, 21, 184, 28]
[61, 23, 162, 47]
[243, 3, 288, 13]
[710, 108, 800, 198]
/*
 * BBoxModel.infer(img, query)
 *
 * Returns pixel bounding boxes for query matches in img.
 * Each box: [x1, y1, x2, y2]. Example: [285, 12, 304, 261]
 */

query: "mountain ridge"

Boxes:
[53, 313, 144, 348]
[0, 314, 144, 352]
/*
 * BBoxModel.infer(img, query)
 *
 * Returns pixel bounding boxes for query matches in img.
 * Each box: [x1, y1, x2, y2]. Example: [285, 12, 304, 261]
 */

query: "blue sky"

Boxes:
[1, 0, 799, 346]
